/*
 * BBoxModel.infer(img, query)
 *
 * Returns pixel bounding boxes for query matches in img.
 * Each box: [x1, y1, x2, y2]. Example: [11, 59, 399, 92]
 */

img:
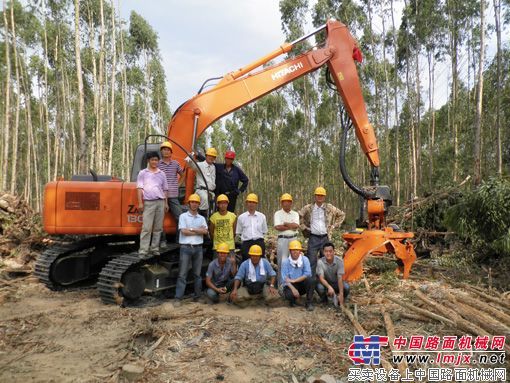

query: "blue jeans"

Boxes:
[206, 278, 234, 303]
[175, 245, 203, 299]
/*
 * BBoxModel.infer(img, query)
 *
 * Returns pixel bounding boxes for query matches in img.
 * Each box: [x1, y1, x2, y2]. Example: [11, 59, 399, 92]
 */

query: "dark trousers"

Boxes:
[241, 238, 265, 261]
[227, 194, 238, 213]
[316, 280, 350, 301]
[306, 234, 329, 277]
[283, 278, 314, 305]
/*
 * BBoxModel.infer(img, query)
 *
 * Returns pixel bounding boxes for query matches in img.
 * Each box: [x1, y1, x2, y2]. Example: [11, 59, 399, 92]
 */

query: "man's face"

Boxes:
[189, 201, 200, 212]
[323, 246, 335, 262]
[217, 201, 228, 212]
[315, 194, 326, 204]
[217, 251, 228, 263]
[148, 157, 159, 168]
[250, 254, 261, 266]
[290, 249, 301, 260]
[281, 200, 292, 211]
[161, 147, 172, 158]
[225, 158, 234, 166]
[246, 201, 257, 211]
[206, 155, 216, 164]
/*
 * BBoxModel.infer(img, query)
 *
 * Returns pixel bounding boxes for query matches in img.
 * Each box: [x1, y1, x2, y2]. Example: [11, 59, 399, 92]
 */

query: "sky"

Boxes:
[119, 0, 287, 110]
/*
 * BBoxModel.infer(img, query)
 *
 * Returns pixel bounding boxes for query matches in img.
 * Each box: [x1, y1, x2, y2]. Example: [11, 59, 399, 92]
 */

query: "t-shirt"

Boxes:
[317, 256, 344, 283]
[206, 258, 234, 286]
[158, 159, 183, 198]
[209, 211, 236, 250]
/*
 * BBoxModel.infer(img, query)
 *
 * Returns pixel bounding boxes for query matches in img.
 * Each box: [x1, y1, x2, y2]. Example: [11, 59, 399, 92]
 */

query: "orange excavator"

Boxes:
[35, 19, 416, 305]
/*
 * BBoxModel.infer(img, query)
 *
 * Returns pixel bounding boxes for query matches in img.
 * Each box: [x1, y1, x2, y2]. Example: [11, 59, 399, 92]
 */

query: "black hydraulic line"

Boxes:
[197, 76, 223, 94]
[339, 115, 375, 200]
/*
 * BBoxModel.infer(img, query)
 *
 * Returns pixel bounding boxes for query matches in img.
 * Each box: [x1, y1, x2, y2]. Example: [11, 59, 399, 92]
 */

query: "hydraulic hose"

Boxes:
[339, 118, 375, 200]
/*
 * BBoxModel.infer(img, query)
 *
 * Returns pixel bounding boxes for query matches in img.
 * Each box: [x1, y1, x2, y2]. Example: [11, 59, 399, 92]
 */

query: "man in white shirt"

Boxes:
[236, 193, 268, 261]
[274, 193, 300, 285]
[185, 147, 217, 218]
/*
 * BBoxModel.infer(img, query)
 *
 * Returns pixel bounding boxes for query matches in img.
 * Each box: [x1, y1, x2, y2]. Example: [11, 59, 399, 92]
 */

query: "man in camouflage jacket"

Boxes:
[299, 187, 345, 277]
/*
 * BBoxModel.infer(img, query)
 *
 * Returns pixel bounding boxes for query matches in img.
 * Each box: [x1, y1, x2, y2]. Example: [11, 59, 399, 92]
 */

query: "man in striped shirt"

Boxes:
[158, 141, 184, 248]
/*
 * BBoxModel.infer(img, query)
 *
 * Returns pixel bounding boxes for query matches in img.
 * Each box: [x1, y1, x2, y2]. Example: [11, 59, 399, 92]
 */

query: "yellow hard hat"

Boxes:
[314, 187, 327, 196]
[216, 194, 229, 203]
[288, 240, 303, 251]
[216, 243, 230, 254]
[248, 244, 263, 256]
[280, 193, 293, 202]
[246, 193, 259, 203]
[205, 147, 218, 157]
[160, 141, 173, 151]
[188, 193, 201, 203]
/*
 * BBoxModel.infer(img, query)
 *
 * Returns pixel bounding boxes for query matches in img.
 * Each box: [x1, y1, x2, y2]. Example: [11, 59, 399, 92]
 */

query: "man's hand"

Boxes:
[217, 287, 227, 294]
[164, 204, 169, 213]
[327, 286, 335, 297]
[138, 202, 144, 212]
[230, 289, 237, 301]
[268, 286, 278, 296]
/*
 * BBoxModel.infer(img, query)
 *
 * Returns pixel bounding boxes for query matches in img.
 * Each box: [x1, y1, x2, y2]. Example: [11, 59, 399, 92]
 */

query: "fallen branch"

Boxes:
[142, 335, 165, 359]
[398, 312, 431, 322]
[380, 299, 407, 375]
[385, 295, 454, 326]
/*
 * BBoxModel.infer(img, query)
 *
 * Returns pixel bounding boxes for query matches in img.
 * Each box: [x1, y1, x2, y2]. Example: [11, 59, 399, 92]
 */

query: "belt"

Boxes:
[197, 187, 210, 190]
[310, 233, 328, 238]
[180, 243, 203, 248]
[278, 234, 297, 239]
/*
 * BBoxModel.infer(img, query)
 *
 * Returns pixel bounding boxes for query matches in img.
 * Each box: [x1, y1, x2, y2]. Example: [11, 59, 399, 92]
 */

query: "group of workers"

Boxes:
[136, 142, 350, 311]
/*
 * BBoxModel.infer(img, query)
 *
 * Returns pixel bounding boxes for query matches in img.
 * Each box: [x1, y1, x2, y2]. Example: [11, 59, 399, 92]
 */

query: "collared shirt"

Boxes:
[274, 209, 299, 236]
[206, 258, 234, 286]
[317, 256, 344, 283]
[235, 258, 276, 283]
[281, 255, 311, 286]
[158, 159, 183, 198]
[310, 203, 327, 235]
[215, 163, 249, 195]
[189, 160, 216, 190]
[178, 211, 207, 245]
[209, 211, 237, 250]
[136, 168, 168, 201]
[236, 211, 268, 241]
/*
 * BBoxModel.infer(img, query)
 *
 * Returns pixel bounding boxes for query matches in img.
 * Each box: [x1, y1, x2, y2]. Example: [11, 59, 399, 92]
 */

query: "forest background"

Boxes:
[0, 0, 509, 226]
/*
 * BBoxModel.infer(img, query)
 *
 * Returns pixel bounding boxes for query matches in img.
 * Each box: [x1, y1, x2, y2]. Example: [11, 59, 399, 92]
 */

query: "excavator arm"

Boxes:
[168, 20, 379, 173]
[168, 19, 416, 282]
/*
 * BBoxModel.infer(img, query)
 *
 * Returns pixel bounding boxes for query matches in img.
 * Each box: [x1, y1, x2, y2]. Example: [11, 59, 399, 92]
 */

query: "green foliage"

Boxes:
[444, 178, 510, 257]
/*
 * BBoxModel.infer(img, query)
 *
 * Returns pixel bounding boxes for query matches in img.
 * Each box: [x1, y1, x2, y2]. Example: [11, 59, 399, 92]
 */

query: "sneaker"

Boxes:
[173, 299, 182, 307]
[306, 302, 315, 312]
[160, 241, 168, 250]
[138, 251, 150, 260]
[151, 250, 161, 256]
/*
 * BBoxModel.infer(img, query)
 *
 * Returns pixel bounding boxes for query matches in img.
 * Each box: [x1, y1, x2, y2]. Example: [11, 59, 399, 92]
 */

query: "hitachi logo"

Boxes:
[271, 62, 304, 81]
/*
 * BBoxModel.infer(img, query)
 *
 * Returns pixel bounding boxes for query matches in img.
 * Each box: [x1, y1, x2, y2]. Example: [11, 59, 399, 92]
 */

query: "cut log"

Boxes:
[461, 284, 510, 311]
[385, 295, 454, 326]
[380, 300, 407, 375]
[450, 290, 510, 327]
[398, 312, 431, 322]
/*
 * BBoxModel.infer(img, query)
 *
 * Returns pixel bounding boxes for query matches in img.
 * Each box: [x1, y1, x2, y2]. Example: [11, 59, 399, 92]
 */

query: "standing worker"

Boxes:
[274, 193, 299, 285]
[214, 150, 249, 212]
[236, 193, 268, 261]
[175, 194, 208, 304]
[209, 194, 237, 257]
[299, 187, 345, 276]
[158, 141, 184, 249]
[136, 151, 169, 258]
[185, 148, 217, 218]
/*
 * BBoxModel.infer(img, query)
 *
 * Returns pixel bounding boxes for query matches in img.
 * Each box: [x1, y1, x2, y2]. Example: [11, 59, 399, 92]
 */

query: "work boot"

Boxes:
[151, 250, 161, 256]
[138, 251, 150, 260]
[306, 302, 315, 312]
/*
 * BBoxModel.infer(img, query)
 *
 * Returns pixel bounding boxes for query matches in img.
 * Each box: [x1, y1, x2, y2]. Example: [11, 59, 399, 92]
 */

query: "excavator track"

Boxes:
[34, 236, 137, 290]
[97, 254, 144, 306]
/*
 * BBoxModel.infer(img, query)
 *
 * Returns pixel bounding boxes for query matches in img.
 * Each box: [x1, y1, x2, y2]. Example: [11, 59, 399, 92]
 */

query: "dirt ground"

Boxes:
[1, 255, 509, 383]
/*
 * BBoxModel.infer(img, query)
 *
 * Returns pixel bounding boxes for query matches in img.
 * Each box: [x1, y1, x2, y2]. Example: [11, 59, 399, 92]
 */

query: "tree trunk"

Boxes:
[2, 0, 11, 191]
[493, 0, 502, 176]
[473, 0, 485, 185]
[391, 0, 400, 205]
[107, 0, 117, 175]
[98, 0, 106, 173]
[74, 0, 87, 174]
[9, 4, 20, 194]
